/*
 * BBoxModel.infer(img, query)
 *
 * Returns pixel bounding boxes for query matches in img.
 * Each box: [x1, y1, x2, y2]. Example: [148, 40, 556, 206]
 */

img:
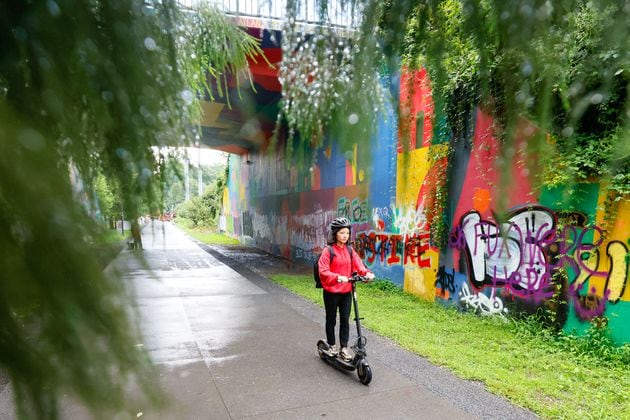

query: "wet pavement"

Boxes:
[0, 221, 537, 419]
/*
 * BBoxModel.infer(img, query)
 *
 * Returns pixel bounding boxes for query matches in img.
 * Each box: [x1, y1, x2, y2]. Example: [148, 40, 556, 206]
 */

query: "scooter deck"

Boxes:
[324, 355, 356, 371]
[318, 341, 357, 371]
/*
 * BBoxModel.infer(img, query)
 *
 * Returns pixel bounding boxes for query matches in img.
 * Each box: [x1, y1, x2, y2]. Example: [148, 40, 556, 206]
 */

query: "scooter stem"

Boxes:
[352, 281, 363, 341]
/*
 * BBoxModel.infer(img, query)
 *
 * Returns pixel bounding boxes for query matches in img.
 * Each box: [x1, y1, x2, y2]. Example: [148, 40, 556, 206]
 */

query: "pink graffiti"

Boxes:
[570, 283, 611, 321]
[451, 205, 630, 314]
[451, 207, 556, 298]
[549, 225, 604, 275]
[550, 229, 629, 304]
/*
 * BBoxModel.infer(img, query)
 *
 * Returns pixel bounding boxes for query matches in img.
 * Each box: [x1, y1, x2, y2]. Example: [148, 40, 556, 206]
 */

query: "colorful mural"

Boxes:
[222, 68, 630, 345]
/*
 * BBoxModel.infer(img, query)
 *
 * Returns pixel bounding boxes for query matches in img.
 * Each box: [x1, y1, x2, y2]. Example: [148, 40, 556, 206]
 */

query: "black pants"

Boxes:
[323, 290, 352, 348]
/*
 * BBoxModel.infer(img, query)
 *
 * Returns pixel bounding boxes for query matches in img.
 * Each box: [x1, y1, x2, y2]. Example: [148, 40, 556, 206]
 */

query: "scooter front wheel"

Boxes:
[357, 360, 372, 385]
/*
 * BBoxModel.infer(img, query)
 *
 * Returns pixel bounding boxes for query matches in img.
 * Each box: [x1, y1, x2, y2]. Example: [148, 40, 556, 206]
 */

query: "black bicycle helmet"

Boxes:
[330, 217, 351, 232]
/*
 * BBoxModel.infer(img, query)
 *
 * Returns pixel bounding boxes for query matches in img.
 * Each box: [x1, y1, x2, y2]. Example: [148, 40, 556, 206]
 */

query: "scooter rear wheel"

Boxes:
[317, 341, 328, 360]
[357, 360, 372, 385]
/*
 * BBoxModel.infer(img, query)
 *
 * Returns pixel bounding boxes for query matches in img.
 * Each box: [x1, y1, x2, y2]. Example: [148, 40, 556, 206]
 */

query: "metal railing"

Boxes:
[176, 0, 360, 30]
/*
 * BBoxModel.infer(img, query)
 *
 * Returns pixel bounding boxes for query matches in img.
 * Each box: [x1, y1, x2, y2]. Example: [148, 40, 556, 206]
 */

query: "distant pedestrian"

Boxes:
[317, 217, 374, 361]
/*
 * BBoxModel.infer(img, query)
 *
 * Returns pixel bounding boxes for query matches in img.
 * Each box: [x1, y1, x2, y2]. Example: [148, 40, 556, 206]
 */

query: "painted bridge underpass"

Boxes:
[197, 13, 630, 346]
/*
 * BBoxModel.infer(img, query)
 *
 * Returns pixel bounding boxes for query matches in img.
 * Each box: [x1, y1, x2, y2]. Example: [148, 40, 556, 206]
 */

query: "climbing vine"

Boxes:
[424, 143, 453, 249]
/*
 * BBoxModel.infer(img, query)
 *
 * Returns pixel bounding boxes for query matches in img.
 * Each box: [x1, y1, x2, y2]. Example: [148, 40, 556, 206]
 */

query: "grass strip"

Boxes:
[270, 274, 630, 420]
[173, 218, 240, 245]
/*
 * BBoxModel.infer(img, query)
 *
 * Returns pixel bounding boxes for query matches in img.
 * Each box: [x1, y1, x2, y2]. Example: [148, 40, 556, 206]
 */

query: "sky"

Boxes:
[184, 147, 229, 166]
[157, 146, 228, 166]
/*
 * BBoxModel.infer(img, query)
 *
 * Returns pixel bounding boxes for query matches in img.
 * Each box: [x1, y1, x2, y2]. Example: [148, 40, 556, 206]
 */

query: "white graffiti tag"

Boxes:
[392, 205, 428, 237]
[458, 208, 555, 293]
[459, 283, 508, 317]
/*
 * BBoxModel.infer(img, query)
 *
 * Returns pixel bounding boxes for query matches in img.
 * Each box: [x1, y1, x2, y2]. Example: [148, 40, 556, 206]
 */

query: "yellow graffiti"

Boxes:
[606, 241, 629, 303]
[591, 193, 630, 302]
[572, 242, 629, 303]
[404, 248, 439, 300]
[396, 145, 449, 207]
[222, 187, 233, 221]
[396, 145, 445, 300]
[396, 147, 432, 206]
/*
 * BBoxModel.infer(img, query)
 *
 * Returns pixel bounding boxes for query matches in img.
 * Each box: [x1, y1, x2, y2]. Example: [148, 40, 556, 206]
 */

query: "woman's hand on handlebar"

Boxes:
[337, 275, 349, 283]
[349, 272, 373, 282]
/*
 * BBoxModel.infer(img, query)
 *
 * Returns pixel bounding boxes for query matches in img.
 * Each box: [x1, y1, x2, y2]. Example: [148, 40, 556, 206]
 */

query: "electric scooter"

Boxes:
[317, 273, 372, 385]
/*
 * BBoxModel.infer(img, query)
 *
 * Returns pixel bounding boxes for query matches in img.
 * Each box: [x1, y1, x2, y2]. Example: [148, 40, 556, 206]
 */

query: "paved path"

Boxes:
[1, 221, 538, 419]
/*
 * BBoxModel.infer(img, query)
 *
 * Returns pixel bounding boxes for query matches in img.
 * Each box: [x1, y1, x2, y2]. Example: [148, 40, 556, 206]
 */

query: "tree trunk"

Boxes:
[131, 218, 143, 250]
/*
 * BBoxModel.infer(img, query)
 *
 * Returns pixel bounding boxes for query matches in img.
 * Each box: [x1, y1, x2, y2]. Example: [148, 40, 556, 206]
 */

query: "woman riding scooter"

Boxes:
[317, 217, 375, 361]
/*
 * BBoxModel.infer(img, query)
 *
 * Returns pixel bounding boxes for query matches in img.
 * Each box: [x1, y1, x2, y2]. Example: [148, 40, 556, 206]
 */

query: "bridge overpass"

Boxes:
[178, 0, 358, 155]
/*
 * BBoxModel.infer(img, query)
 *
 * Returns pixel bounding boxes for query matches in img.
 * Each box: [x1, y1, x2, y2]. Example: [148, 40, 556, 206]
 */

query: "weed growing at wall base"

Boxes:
[512, 314, 630, 367]
[269, 274, 630, 419]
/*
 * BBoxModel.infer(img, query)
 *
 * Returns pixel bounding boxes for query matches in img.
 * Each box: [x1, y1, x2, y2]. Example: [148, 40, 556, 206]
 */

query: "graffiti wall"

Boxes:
[223, 69, 630, 345]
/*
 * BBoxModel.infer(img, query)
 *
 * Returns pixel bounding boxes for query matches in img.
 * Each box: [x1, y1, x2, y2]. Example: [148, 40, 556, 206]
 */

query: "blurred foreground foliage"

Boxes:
[0, 1, 260, 418]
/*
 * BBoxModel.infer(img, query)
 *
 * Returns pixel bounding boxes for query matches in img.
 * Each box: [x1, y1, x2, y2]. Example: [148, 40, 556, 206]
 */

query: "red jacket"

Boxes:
[318, 244, 371, 293]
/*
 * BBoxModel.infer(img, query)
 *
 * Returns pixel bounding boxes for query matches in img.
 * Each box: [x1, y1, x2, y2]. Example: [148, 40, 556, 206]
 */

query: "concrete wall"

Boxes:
[222, 69, 630, 345]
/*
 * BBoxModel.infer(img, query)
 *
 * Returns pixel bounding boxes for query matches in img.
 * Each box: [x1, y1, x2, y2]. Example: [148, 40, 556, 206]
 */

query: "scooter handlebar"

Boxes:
[349, 272, 369, 283]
